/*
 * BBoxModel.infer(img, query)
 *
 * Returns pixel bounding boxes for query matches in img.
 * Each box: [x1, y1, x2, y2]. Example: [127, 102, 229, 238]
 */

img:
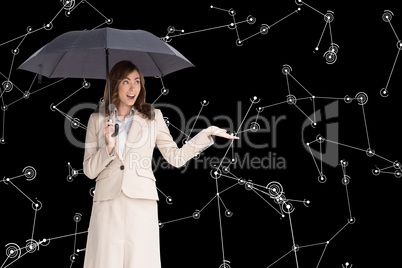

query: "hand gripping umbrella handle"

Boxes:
[111, 123, 119, 137]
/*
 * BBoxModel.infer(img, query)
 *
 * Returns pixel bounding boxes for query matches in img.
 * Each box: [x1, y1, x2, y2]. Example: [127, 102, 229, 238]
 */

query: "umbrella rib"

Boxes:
[147, 53, 163, 77]
[48, 52, 68, 78]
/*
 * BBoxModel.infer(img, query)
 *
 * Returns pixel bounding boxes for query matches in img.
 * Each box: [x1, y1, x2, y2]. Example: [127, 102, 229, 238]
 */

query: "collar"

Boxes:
[113, 106, 135, 118]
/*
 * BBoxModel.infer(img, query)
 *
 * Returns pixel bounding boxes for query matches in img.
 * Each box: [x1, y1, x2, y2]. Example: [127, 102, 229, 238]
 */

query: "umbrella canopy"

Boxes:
[18, 27, 194, 79]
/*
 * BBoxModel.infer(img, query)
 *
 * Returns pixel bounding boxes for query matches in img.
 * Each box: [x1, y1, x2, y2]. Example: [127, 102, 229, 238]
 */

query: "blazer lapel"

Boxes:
[122, 108, 144, 158]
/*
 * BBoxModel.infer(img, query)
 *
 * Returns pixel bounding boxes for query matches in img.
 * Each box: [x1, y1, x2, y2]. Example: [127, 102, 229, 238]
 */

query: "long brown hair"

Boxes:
[96, 60, 154, 120]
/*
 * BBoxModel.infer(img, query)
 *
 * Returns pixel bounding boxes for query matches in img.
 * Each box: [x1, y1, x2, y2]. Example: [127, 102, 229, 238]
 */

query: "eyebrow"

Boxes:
[124, 77, 140, 80]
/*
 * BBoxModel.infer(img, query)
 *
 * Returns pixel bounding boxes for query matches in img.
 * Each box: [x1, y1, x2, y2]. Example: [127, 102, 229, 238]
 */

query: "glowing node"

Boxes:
[365, 148, 375, 157]
[219, 260, 231, 268]
[380, 88, 389, 97]
[329, 43, 339, 54]
[1, 138, 5, 144]
[286, 94, 296, 105]
[89, 187, 95, 197]
[295, 0, 303, 6]
[50, 103, 56, 112]
[292, 244, 300, 252]
[166, 196, 173, 204]
[5, 243, 21, 259]
[393, 160, 401, 170]
[324, 51, 337, 64]
[324, 11, 334, 23]
[41, 238, 50, 246]
[250, 122, 260, 132]
[23, 166, 37, 180]
[182, 138, 188, 145]
[303, 199, 310, 207]
[372, 167, 381, 176]
[23, 91, 30, 99]
[247, 15, 256, 25]
[74, 213, 82, 222]
[282, 202, 295, 214]
[27, 26, 32, 32]
[382, 10, 393, 22]
[282, 64, 292, 75]
[25, 240, 38, 253]
[32, 200, 42, 211]
[71, 118, 80, 129]
[162, 36, 172, 43]
[245, 180, 253, 191]
[193, 210, 201, 219]
[235, 39, 243, 47]
[70, 254, 78, 262]
[340, 159, 348, 167]
[250, 96, 260, 103]
[63, 0, 75, 9]
[201, 100, 209, 106]
[315, 47, 319, 51]
[222, 166, 230, 174]
[266, 181, 283, 198]
[355, 92, 368, 105]
[2, 81, 13, 92]
[348, 217, 356, 224]
[44, 22, 53, 30]
[225, 210, 233, 217]
[318, 174, 327, 183]
[238, 178, 246, 185]
[11, 48, 19, 55]
[82, 81, 91, 89]
[316, 134, 325, 143]
[167, 26, 175, 34]
[344, 95, 352, 103]
[163, 117, 170, 127]
[161, 87, 169, 95]
[396, 40, 402, 51]
[228, 22, 236, 30]
[256, 106, 264, 112]
[106, 18, 113, 25]
[210, 168, 222, 179]
[260, 24, 269, 35]
[228, 8, 236, 16]
[158, 221, 164, 228]
[394, 170, 402, 178]
[341, 175, 351, 185]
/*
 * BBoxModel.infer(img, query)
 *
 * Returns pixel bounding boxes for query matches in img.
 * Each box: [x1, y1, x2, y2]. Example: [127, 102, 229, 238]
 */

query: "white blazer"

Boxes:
[83, 108, 214, 201]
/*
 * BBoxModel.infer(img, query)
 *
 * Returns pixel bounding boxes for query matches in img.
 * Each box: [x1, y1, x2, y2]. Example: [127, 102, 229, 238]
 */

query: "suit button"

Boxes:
[120, 165, 125, 170]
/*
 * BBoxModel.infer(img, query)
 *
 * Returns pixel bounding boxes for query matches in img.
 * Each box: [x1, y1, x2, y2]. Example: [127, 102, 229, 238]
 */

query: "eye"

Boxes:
[135, 80, 140, 85]
[122, 80, 129, 85]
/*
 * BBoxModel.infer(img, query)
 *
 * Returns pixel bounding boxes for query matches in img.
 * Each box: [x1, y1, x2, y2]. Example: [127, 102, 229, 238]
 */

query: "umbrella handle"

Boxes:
[111, 123, 119, 137]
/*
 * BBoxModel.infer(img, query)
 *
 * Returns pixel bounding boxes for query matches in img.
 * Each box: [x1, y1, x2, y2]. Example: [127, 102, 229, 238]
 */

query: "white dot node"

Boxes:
[315, 47, 319, 51]
[306, 142, 310, 146]
[214, 171, 218, 175]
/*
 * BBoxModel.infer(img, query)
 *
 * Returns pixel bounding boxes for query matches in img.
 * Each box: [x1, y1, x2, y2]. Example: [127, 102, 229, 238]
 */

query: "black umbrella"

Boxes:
[18, 27, 194, 136]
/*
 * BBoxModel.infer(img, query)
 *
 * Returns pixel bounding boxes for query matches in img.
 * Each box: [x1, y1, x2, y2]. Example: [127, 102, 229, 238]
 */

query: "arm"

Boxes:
[83, 113, 116, 179]
[155, 109, 214, 168]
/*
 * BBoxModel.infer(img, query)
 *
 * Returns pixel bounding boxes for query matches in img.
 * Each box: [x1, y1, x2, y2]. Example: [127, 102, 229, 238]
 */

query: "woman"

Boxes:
[83, 60, 238, 268]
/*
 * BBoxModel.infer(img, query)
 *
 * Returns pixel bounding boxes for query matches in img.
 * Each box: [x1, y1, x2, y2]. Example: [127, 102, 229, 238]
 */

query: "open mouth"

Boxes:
[127, 94, 135, 100]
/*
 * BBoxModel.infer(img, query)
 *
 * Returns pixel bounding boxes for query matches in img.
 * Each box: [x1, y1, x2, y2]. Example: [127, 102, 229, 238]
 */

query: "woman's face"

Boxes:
[117, 69, 141, 110]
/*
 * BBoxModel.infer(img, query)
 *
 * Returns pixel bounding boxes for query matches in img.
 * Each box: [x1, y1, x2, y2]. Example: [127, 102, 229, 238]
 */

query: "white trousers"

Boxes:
[83, 191, 161, 268]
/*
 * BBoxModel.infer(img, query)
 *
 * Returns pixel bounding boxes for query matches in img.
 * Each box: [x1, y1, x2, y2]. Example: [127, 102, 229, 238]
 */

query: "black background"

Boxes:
[1, 0, 401, 267]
